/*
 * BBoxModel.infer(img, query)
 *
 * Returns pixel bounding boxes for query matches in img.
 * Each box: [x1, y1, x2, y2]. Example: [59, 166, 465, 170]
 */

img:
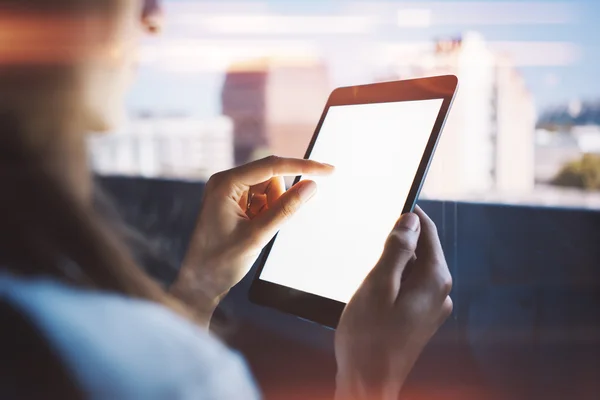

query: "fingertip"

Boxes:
[395, 212, 420, 232]
[311, 161, 335, 174]
[414, 206, 438, 231]
[296, 180, 318, 202]
[413, 205, 432, 224]
[307, 159, 334, 169]
[318, 164, 335, 176]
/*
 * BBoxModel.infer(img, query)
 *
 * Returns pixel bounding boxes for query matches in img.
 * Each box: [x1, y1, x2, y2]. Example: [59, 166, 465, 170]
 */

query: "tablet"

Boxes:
[249, 75, 458, 328]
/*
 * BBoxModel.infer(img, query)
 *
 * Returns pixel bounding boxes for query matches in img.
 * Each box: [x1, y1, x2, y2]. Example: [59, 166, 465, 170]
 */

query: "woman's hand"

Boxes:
[169, 156, 334, 323]
[334, 206, 453, 400]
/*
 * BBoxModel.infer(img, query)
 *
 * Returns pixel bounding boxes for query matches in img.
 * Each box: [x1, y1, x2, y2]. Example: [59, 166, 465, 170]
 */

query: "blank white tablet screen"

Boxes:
[258, 98, 444, 303]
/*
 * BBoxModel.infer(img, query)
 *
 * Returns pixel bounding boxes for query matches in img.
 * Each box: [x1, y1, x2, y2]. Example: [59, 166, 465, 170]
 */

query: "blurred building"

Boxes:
[221, 57, 331, 165]
[89, 115, 234, 180]
[386, 32, 536, 198]
[534, 129, 580, 183]
[572, 125, 600, 154]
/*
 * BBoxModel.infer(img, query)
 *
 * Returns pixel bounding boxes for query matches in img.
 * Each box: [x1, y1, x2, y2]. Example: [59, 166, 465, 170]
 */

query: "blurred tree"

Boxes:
[537, 100, 600, 130]
[552, 153, 600, 190]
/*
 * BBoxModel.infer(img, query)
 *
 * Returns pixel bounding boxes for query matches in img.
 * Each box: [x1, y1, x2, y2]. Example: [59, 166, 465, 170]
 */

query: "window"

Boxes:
[89, 0, 600, 209]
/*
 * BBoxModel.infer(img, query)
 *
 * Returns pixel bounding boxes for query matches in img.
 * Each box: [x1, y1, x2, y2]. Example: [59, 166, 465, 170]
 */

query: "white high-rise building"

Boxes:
[386, 32, 536, 199]
[89, 115, 234, 180]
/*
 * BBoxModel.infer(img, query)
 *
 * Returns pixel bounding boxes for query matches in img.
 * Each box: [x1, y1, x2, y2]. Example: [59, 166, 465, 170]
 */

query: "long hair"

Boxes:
[0, 110, 188, 316]
[0, 2, 200, 397]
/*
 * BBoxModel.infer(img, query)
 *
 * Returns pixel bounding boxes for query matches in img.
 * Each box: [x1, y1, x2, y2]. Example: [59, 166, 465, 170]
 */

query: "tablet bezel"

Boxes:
[248, 75, 458, 328]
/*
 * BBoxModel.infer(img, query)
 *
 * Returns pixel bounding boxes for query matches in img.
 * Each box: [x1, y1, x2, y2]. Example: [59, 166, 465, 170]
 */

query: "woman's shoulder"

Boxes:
[0, 273, 260, 400]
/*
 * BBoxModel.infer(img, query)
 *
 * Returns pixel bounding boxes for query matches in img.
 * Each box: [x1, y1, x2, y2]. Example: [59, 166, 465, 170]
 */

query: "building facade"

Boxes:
[89, 115, 234, 180]
[221, 57, 331, 165]
[386, 32, 536, 199]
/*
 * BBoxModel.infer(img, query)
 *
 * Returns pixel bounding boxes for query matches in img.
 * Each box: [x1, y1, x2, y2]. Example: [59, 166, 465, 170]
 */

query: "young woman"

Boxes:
[0, 1, 453, 399]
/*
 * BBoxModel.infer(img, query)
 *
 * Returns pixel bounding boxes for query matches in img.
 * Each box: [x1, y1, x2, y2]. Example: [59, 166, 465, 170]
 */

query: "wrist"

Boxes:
[169, 265, 221, 324]
[335, 371, 404, 400]
[335, 354, 416, 400]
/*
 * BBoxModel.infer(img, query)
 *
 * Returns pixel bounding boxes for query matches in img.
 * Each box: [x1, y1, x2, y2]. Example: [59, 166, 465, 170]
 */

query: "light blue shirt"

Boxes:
[0, 273, 260, 399]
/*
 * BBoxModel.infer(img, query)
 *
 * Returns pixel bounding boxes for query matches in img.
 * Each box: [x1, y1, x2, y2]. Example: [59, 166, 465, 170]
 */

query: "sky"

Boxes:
[126, 0, 600, 119]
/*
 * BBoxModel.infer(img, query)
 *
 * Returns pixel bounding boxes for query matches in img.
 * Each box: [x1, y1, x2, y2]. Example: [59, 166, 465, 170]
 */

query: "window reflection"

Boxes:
[88, 0, 600, 209]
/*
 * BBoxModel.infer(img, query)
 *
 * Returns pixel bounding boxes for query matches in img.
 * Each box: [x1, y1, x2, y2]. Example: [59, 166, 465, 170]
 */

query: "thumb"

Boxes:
[251, 180, 318, 244]
[375, 213, 421, 276]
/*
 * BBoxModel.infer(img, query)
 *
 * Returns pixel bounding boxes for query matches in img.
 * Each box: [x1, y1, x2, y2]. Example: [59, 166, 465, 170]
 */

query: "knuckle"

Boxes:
[418, 208, 434, 224]
[418, 211, 438, 232]
[263, 155, 282, 174]
[386, 230, 418, 253]
[265, 155, 280, 165]
[436, 271, 453, 297]
[424, 216, 438, 233]
[442, 297, 454, 318]
[206, 172, 225, 189]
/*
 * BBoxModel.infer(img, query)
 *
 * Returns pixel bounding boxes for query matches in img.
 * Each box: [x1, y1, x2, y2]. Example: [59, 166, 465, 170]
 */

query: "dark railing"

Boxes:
[99, 176, 600, 400]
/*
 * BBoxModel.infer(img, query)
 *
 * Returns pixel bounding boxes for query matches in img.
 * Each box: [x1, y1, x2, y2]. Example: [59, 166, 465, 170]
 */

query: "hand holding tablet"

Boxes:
[249, 75, 458, 327]
[335, 207, 453, 399]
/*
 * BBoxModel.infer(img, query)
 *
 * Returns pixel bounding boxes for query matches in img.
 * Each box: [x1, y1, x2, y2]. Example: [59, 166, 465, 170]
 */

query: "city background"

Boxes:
[89, 0, 600, 209]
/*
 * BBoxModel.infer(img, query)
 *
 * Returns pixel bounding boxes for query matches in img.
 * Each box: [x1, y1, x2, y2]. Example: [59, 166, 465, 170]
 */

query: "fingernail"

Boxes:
[297, 181, 317, 202]
[396, 213, 420, 231]
[322, 163, 335, 169]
